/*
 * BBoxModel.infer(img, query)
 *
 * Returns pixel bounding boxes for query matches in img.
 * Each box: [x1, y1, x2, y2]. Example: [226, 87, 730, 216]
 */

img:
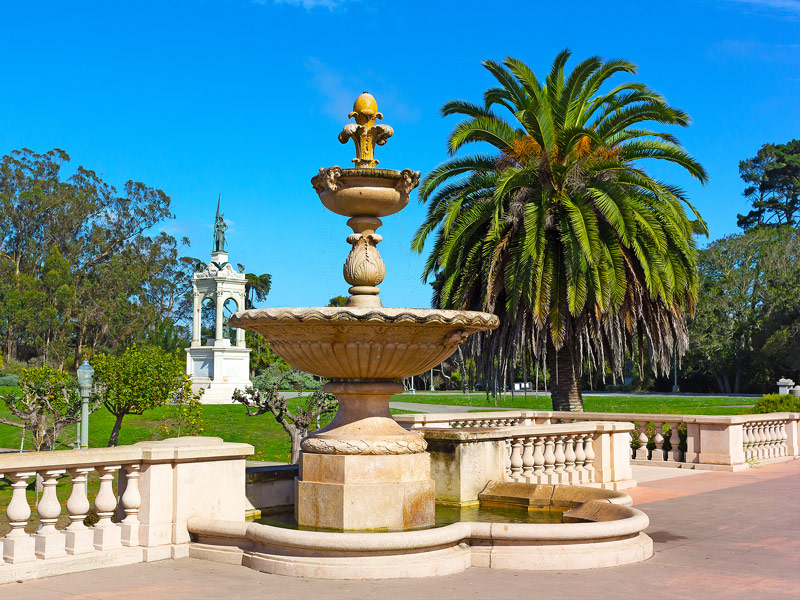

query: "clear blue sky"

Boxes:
[1, 0, 798, 309]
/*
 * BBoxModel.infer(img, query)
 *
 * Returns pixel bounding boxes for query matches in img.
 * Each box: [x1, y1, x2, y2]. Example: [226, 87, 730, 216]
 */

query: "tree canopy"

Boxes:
[413, 51, 707, 410]
[0, 148, 197, 368]
[683, 226, 800, 393]
[737, 139, 800, 230]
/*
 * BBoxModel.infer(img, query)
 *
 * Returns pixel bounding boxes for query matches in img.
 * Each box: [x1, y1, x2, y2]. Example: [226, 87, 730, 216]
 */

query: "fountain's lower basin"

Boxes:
[187, 484, 653, 579]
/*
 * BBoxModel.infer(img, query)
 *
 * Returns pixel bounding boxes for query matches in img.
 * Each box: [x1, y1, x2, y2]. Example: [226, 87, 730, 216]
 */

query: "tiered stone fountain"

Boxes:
[231, 92, 499, 531]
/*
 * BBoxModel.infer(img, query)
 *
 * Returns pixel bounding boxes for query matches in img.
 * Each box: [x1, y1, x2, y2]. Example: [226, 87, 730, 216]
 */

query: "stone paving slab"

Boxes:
[3, 461, 798, 600]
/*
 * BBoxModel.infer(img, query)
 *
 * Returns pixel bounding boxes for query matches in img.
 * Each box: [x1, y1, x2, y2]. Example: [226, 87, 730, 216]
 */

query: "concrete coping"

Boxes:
[0, 436, 254, 472]
[420, 421, 634, 442]
[395, 411, 800, 426]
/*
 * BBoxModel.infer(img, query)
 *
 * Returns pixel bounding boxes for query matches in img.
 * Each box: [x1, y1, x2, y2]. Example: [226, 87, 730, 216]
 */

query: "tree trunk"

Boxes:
[73, 322, 86, 369]
[107, 413, 125, 447]
[549, 341, 584, 412]
[289, 428, 306, 464]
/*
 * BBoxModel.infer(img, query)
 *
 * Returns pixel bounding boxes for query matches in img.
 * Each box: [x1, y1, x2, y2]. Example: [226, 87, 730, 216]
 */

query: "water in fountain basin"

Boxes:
[254, 503, 575, 532]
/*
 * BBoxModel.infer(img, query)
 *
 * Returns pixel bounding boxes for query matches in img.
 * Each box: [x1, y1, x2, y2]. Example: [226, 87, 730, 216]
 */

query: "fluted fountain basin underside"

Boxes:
[229, 307, 499, 379]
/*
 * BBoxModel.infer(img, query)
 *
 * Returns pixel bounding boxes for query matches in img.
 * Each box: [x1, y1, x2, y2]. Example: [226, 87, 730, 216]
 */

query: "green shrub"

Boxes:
[752, 394, 800, 413]
[0, 374, 20, 386]
[253, 365, 321, 391]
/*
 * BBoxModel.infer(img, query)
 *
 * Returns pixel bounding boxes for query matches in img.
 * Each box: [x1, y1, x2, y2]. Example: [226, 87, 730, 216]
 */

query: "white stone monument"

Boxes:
[186, 199, 252, 404]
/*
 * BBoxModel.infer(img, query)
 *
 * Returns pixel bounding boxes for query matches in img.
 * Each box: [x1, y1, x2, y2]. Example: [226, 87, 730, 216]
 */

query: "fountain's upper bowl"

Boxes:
[311, 167, 421, 218]
[230, 307, 498, 379]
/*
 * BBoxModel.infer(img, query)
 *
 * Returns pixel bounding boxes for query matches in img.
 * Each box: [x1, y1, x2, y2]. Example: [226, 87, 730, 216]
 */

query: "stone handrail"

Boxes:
[395, 411, 800, 472]
[0, 437, 252, 584]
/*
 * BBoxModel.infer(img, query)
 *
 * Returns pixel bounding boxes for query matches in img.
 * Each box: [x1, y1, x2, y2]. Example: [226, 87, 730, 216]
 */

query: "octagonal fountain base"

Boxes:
[296, 453, 435, 531]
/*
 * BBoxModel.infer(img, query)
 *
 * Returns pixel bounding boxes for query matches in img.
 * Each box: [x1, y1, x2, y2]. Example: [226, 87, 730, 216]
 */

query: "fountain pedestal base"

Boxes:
[296, 452, 435, 530]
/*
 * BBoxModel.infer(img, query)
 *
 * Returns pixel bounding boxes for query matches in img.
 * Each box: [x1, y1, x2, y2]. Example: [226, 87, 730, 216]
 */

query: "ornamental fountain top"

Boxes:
[338, 91, 393, 168]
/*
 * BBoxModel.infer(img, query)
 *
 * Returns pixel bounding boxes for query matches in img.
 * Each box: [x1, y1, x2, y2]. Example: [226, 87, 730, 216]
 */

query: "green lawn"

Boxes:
[389, 393, 754, 415]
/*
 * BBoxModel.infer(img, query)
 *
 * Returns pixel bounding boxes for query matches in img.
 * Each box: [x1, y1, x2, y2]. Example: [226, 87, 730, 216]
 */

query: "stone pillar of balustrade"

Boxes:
[697, 419, 747, 470]
[684, 423, 701, 464]
[786, 415, 800, 457]
[135, 437, 253, 554]
[591, 423, 635, 490]
[424, 430, 506, 505]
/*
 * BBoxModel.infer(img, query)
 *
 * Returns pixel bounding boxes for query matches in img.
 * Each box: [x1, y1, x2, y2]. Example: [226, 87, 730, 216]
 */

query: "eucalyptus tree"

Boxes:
[413, 50, 708, 410]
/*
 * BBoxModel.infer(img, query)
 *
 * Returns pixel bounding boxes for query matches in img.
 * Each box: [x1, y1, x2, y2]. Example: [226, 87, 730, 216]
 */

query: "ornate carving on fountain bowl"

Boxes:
[301, 436, 427, 455]
[311, 167, 421, 218]
[229, 307, 499, 379]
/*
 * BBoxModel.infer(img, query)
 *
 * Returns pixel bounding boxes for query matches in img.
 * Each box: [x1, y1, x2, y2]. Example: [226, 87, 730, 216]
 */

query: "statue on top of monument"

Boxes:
[213, 194, 227, 253]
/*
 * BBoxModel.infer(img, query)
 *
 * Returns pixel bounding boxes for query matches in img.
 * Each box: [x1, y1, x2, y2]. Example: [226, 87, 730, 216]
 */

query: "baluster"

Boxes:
[94, 466, 122, 550]
[532, 436, 545, 482]
[742, 425, 753, 461]
[543, 436, 556, 482]
[583, 435, 596, 482]
[34, 469, 67, 559]
[509, 438, 524, 480]
[767, 422, 778, 458]
[574, 434, 587, 483]
[66, 467, 95, 554]
[756, 422, 767, 460]
[752, 423, 761, 458]
[2, 472, 36, 563]
[120, 465, 141, 546]
[563, 435, 577, 483]
[761, 422, 772, 459]
[667, 422, 683, 462]
[521, 438, 534, 481]
[504, 440, 512, 478]
[553, 436, 566, 483]
[652, 422, 666, 461]
[634, 422, 650, 460]
[778, 421, 788, 457]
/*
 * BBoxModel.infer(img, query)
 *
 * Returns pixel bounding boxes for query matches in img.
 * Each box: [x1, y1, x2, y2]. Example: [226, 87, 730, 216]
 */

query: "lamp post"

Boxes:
[77, 360, 94, 449]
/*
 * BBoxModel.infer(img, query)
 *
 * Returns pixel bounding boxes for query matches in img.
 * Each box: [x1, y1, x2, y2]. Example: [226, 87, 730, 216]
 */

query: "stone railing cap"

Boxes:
[0, 436, 254, 472]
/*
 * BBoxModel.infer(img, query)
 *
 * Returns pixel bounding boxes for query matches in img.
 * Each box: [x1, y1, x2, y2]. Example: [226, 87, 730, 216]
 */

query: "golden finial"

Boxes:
[338, 92, 394, 168]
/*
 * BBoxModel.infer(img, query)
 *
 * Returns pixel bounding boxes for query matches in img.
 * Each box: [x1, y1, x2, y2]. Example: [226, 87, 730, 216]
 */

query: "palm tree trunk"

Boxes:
[549, 341, 584, 412]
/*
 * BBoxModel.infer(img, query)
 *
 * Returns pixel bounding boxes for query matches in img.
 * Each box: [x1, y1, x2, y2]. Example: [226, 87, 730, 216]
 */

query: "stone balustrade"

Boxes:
[503, 428, 596, 485]
[0, 437, 252, 584]
[396, 410, 800, 472]
[421, 421, 635, 506]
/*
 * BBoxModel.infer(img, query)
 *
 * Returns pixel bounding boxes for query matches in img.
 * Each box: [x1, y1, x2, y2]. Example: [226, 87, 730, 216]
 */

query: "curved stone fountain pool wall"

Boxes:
[187, 484, 653, 579]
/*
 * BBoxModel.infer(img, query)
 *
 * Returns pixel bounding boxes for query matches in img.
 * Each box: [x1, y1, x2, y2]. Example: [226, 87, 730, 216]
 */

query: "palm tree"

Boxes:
[244, 272, 272, 309]
[413, 50, 708, 411]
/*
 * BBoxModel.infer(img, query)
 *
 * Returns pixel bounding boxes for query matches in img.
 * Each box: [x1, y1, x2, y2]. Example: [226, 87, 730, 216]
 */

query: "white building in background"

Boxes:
[185, 199, 252, 403]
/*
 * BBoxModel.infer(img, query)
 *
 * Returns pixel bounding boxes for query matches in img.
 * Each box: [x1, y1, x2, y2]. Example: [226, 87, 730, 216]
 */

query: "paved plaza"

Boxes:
[2, 460, 797, 600]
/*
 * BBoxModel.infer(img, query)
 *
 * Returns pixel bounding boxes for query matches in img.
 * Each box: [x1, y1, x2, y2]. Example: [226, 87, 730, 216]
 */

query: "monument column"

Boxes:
[191, 290, 201, 347]
[236, 292, 247, 347]
[214, 291, 225, 342]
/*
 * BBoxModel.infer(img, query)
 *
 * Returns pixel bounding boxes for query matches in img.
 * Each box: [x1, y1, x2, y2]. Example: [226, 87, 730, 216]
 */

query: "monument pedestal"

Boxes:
[296, 452, 435, 530]
[186, 345, 252, 404]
